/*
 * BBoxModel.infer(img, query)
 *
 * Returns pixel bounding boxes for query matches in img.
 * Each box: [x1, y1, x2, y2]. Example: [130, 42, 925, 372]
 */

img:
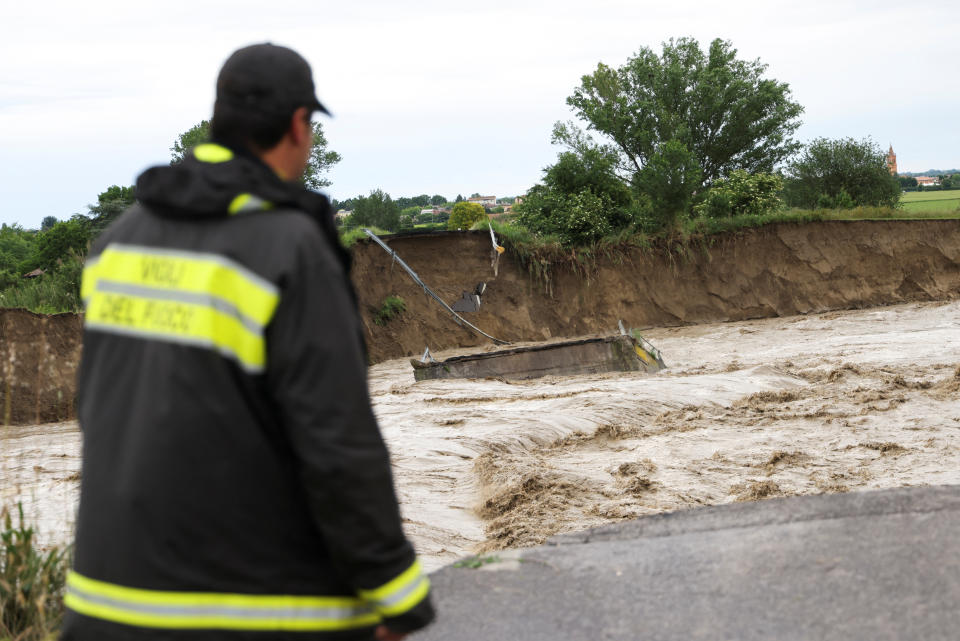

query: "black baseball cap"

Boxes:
[216, 43, 331, 117]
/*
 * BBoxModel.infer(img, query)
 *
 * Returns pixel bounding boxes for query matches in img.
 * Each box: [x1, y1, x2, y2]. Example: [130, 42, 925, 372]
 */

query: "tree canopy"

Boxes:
[170, 120, 211, 164]
[170, 120, 341, 190]
[783, 137, 901, 209]
[559, 37, 803, 188]
[349, 189, 400, 231]
[447, 202, 487, 231]
[87, 184, 137, 235]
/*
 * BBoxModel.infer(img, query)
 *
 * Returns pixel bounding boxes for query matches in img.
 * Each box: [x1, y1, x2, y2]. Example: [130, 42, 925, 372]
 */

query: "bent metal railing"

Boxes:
[362, 229, 509, 345]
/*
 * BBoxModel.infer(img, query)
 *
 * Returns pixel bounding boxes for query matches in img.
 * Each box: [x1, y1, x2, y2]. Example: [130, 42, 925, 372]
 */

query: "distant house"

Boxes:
[886, 145, 897, 175]
[915, 176, 941, 187]
[335, 209, 352, 220]
[468, 195, 496, 208]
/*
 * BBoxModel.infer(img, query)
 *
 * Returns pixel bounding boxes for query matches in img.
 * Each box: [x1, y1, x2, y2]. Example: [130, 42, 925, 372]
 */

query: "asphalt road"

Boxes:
[413, 486, 960, 640]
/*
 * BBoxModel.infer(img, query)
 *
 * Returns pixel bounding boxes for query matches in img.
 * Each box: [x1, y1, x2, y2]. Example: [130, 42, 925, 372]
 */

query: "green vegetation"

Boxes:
[517, 37, 803, 242]
[0, 504, 69, 641]
[339, 226, 391, 248]
[345, 190, 401, 232]
[783, 137, 900, 209]
[447, 202, 487, 230]
[0, 252, 84, 314]
[373, 296, 407, 326]
[694, 171, 783, 219]
[0, 219, 90, 314]
[453, 555, 501, 569]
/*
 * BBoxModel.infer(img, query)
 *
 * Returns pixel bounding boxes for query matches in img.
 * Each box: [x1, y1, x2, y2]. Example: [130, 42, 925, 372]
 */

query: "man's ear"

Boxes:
[290, 107, 311, 146]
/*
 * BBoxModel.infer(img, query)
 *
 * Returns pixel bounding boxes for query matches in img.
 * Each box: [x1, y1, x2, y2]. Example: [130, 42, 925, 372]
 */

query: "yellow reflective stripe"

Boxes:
[358, 560, 430, 617]
[65, 572, 380, 632]
[228, 193, 253, 215]
[81, 245, 279, 373]
[91, 245, 277, 326]
[193, 143, 234, 164]
[84, 291, 267, 372]
[80, 256, 100, 303]
[228, 193, 274, 215]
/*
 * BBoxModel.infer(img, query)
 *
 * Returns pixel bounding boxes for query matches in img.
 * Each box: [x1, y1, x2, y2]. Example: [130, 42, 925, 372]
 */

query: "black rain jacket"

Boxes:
[63, 143, 434, 641]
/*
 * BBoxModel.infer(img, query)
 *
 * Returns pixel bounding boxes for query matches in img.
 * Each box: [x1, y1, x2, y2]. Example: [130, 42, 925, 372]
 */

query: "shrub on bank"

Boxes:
[0, 252, 84, 314]
[0, 504, 69, 641]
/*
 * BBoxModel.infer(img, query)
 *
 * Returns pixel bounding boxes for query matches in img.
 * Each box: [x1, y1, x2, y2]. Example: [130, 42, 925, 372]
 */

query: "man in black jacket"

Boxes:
[63, 43, 434, 641]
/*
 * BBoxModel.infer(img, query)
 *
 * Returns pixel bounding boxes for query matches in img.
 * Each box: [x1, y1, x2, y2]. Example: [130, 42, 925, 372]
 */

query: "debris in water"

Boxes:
[411, 327, 666, 382]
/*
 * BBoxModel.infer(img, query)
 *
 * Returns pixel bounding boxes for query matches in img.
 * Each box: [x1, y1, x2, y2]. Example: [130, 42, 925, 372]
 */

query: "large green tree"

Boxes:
[87, 185, 137, 235]
[783, 138, 901, 209]
[556, 37, 803, 208]
[170, 120, 212, 164]
[170, 120, 341, 190]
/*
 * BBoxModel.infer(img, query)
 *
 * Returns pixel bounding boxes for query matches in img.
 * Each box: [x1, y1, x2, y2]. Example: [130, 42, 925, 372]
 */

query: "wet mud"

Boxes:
[3, 301, 960, 571]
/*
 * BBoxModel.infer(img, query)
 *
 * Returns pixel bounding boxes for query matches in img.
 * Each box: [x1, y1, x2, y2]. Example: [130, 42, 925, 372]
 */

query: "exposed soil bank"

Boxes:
[0, 310, 81, 425]
[353, 220, 960, 362]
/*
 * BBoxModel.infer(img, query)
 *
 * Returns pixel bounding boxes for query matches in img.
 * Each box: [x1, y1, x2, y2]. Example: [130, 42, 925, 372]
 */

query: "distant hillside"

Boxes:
[900, 169, 960, 177]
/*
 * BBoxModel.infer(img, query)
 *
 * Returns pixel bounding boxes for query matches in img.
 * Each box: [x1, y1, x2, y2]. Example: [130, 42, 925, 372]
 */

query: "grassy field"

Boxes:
[901, 190, 960, 213]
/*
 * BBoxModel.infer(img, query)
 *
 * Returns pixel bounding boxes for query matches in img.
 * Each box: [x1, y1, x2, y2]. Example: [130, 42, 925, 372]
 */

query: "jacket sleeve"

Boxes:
[265, 222, 434, 633]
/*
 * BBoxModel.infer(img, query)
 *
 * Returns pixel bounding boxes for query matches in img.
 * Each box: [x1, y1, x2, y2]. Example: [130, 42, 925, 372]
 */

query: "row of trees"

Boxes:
[2, 121, 342, 312]
[898, 174, 960, 191]
[516, 37, 903, 245]
[338, 192, 493, 232]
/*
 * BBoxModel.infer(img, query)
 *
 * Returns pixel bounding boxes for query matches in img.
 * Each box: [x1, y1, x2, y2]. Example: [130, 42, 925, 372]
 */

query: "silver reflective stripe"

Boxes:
[107, 243, 278, 297]
[371, 575, 429, 610]
[95, 280, 264, 335]
[83, 320, 265, 375]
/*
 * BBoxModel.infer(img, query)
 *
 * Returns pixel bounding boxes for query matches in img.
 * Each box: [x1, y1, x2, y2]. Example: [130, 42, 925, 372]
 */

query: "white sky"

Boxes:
[1, 0, 957, 228]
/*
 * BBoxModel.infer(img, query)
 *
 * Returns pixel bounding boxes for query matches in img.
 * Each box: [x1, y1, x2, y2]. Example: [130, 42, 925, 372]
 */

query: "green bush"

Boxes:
[339, 226, 390, 248]
[0, 251, 85, 314]
[783, 137, 900, 209]
[0, 504, 69, 641]
[18, 220, 89, 275]
[374, 296, 406, 326]
[447, 202, 487, 231]
[695, 171, 783, 218]
[815, 188, 855, 210]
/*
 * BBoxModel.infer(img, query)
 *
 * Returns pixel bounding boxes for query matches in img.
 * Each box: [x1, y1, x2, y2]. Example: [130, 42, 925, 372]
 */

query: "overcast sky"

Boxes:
[1, 0, 957, 228]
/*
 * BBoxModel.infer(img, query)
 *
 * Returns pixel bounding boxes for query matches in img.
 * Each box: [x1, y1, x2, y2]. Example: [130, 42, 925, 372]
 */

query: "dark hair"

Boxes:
[210, 100, 304, 152]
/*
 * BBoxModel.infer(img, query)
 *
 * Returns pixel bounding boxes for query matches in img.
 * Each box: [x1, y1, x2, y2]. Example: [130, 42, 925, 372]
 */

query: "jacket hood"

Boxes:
[136, 143, 311, 218]
[135, 142, 351, 271]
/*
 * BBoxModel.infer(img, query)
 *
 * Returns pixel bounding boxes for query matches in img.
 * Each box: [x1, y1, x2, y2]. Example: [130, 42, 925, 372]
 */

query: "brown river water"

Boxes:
[3, 301, 959, 571]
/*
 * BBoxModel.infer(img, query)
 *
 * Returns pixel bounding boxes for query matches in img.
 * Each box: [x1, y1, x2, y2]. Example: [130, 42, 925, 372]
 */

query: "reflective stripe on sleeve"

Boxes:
[81, 244, 279, 373]
[64, 572, 380, 632]
[357, 560, 431, 618]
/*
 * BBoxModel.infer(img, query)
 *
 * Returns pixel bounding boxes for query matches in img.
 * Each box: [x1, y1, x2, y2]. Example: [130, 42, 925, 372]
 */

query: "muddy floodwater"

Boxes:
[4, 301, 960, 570]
